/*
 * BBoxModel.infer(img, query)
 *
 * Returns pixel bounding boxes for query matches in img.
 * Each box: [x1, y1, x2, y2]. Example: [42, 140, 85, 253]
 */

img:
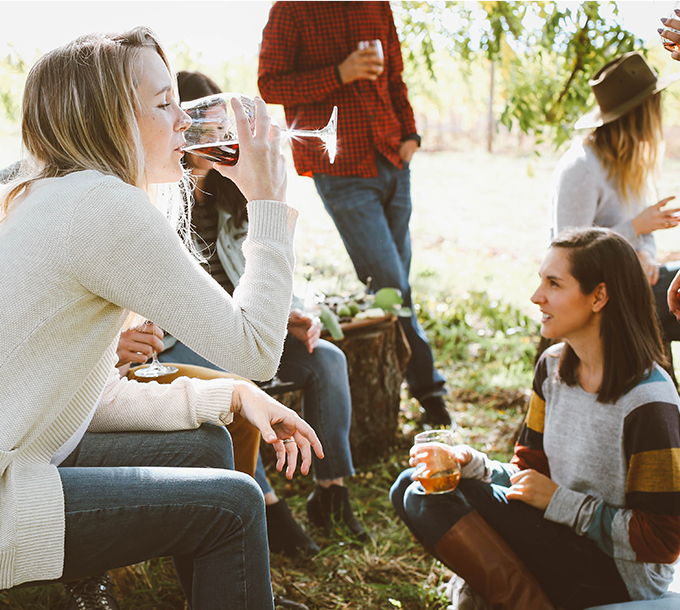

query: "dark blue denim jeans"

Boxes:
[390, 469, 630, 609]
[160, 334, 355, 493]
[313, 155, 446, 401]
[49, 424, 273, 610]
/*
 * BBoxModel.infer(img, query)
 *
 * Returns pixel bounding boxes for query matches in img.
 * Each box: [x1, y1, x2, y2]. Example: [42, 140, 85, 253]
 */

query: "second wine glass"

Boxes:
[132, 321, 178, 379]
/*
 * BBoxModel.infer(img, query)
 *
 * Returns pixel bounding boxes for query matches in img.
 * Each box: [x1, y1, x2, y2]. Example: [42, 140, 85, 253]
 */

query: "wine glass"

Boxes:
[181, 93, 338, 165]
[358, 39, 384, 74]
[133, 321, 178, 379]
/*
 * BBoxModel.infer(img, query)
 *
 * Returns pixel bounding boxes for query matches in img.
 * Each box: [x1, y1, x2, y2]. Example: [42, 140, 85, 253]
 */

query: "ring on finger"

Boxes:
[283, 438, 295, 444]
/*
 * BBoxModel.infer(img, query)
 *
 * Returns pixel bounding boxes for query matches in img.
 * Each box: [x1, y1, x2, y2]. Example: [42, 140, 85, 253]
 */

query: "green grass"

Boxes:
[3, 147, 680, 608]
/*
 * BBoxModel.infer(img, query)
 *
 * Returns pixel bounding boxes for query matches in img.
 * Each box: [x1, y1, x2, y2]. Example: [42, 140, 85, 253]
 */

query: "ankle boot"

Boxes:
[266, 498, 320, 557]
[63, 573, 120, 610]
[420, 395, 452, 427]
[306, 484, 369, 541]
[434, 511, 554, 610]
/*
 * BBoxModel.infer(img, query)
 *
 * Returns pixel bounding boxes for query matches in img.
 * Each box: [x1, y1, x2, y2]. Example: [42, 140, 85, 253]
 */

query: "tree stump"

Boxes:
[331, 316, 411, 466]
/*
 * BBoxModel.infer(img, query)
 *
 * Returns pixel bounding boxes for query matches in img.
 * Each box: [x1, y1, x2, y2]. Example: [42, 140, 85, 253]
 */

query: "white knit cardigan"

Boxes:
[0, 170, 297, 588]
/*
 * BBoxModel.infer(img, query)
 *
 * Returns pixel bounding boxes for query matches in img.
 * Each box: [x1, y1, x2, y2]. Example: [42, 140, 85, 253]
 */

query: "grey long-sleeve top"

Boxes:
[550, 140, 656, 258]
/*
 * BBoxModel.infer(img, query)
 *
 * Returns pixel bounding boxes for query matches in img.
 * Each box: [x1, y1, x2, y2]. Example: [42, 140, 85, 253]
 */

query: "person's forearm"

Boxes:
[70, 183, 298, 382]
[90, 366, 234, 432]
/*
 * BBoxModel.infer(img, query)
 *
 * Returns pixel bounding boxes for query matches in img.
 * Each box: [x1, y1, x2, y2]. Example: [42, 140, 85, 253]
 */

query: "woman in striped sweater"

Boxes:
[391, 228, 680, 609]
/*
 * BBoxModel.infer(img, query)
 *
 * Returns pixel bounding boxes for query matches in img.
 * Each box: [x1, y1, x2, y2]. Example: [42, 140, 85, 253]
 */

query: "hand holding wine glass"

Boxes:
[338, 40, 384, 83]
[116, 323, 165, 368]
[215, 96, 287, 203]
[661, 4, 680, 57]
[132, 321, 178, 379]
[182, 94, 338, 185]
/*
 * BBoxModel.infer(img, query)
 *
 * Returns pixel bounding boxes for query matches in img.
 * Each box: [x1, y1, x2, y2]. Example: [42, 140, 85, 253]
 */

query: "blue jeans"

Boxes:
[313, 155, 446, 401]
[42, 425, 273, 610]
[160, 334, 355, 494]
[390, 469, 630, 609]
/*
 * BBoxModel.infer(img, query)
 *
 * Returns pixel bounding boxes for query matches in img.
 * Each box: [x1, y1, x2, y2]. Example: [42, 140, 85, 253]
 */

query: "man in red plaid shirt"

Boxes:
[259, 1, 450, 429]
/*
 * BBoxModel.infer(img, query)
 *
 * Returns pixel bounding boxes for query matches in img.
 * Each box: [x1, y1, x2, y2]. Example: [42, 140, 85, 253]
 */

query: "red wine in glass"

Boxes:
[184, 141, 240, 165]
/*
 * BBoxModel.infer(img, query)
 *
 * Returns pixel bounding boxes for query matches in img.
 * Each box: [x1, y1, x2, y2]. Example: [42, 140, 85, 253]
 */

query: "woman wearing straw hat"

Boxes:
[551, 51, 680, 348]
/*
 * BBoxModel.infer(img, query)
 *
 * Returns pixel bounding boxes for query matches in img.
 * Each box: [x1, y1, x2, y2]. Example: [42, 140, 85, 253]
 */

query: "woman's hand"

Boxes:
[637, 249, 660, 286]
[668, 268, 680, 322]
[409, 443, 472, 475]
[660, 15, 680, 61]
[231, 380, 324, 479]
[505, 469, 558, 510]
[116, 323, 165, 367]
[213, 97, 287, 203]
[287, 309, 321, 354]
[631, 197, 680, 235]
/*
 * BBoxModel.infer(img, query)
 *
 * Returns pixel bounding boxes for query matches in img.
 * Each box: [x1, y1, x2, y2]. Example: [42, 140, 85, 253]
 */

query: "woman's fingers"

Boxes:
[294, 430, 314, 476]
[274, 438, 299, 478]
[230, 96, 253, 141]
[234, 381, 323, 479]
[668, 270, 680, 319]
[214, 97, 287, 203]
[271, 430, 316, 478]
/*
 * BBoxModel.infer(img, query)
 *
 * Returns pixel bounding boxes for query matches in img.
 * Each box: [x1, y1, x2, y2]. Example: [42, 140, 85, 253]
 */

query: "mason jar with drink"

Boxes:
[411, 429, 461, 494]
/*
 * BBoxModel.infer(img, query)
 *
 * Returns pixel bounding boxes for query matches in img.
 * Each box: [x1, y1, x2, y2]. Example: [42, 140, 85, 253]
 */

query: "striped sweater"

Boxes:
[463, 343, 680, 600]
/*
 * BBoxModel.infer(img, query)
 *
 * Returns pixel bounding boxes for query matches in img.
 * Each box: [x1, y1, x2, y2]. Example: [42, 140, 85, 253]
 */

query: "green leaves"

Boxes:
[418, 290, 539, 392]
[392, 1, 644, 149]
[373, 287, 412, 317]
[318, 303, 344, 340]
[0, 46, 27, 124]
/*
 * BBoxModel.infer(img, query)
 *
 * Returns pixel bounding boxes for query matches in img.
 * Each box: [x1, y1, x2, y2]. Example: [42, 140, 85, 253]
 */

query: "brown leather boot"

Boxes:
[434, 511, 555, 610]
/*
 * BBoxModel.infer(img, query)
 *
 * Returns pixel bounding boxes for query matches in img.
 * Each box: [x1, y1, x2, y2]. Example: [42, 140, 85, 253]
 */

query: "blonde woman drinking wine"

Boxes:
[0, 27, 321, 610]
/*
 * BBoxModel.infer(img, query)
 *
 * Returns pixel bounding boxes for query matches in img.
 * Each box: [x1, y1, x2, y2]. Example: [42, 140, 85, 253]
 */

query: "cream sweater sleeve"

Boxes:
[89, 365, 234, 432]
[67, 176, 297, 381]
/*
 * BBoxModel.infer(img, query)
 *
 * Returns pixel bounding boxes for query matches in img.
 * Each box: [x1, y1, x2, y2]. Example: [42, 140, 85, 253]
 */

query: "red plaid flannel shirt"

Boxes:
[258, 1, 418, 178]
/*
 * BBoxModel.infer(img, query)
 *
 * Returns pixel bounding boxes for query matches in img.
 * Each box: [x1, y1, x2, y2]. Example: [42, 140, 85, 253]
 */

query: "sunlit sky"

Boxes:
[0, 1, 678, 66]
[0, 1, 274, 64]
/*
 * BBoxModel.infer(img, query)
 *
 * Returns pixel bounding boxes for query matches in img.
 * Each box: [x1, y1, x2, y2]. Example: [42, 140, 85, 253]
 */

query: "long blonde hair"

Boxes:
[0, 27, 195, 250]
[584, 93, 663, 205]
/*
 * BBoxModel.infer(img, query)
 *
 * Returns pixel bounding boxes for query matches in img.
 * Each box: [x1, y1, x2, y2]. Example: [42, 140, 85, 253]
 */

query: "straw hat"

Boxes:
[575, 51, 680, 130]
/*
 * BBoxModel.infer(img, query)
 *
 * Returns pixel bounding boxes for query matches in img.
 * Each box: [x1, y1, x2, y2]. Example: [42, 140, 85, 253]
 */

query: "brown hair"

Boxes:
[584, 93, 663, 205]
[551, 227, 666, 403]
